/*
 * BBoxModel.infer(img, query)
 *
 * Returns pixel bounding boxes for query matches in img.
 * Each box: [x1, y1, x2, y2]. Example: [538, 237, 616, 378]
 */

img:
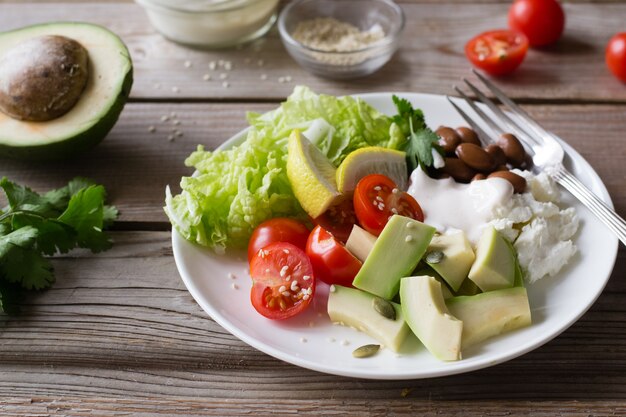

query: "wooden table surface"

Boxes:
[1, 1, 625, 415]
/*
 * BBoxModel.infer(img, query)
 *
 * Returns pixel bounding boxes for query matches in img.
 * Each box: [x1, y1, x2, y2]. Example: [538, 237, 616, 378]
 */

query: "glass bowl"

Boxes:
[135, 0, 279, 48]
[278, 0, 405, 79]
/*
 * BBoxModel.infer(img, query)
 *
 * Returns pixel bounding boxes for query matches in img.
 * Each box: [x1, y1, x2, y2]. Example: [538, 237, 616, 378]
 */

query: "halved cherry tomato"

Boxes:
[465, 30, 529, 76]
[606, 33, 626, 83]
[353, 174, 424, 236]
[312, 198, 357, 244]
[249, 242, 315, 320]
[305, 225, 362, 287]
[509, 0, 565, 47]
[247, 218, 310, 263]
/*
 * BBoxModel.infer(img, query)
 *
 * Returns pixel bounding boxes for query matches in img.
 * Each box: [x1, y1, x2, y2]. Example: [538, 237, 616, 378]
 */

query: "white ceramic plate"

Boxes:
[171, 93, 618, 379]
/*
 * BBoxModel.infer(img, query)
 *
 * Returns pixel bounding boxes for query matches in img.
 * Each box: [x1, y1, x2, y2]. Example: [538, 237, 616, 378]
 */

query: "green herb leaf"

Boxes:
[57, 185, 112, 253]
[391, 95, 441, 173]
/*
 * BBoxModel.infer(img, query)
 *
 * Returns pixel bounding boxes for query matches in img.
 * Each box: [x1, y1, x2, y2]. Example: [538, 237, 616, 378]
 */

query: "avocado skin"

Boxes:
[0, 23, 133, 160]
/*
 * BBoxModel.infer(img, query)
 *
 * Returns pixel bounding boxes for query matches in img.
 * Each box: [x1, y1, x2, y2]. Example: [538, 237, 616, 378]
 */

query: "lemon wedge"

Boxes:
[336, 147, 408, 192]
[287, 130, 341, 218]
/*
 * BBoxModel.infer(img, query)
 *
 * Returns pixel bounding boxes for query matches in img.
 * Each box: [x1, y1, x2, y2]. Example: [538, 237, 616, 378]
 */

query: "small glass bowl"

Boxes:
[278, 0, 405, 79]
[135, 0, 279, 49]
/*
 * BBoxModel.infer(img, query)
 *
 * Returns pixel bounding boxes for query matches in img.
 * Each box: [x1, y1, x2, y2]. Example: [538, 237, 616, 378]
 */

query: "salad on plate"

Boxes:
[166, 86, 580, 364]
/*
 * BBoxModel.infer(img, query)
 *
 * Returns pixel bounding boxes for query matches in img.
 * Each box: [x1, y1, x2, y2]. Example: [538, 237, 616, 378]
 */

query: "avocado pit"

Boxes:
[0, 35, 89, 122]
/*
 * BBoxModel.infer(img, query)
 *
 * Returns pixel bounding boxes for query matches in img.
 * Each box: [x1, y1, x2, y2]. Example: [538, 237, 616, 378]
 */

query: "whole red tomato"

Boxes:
[606, 33, 626, 83]
[465, 30, 529, 76]
[509, 0, 565, 47]
[305, 225, 361, 287]
[247, 218, 309, 263]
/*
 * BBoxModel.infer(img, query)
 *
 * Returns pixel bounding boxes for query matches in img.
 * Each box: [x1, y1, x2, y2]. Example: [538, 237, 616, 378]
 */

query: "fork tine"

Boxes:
[453, 85, 506, 137]
[462, 78, 541, 147]
[445, 96, 493, 146]
[471, 69, 549, 141]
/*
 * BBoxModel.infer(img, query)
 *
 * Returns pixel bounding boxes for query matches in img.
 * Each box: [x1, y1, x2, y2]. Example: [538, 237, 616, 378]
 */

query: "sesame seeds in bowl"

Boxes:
[278, 0, 405, 79]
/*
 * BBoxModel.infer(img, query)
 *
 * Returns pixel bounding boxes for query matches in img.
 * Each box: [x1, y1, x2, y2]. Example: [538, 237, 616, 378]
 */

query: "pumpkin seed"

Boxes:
[352, 344, 380, 358]
[372, 296, 396, 320]
[425, 250, 444, 264]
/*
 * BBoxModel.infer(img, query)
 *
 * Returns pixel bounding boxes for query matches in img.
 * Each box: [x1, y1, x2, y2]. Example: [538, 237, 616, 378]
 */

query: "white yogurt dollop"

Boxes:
[407, 168, 513, 243]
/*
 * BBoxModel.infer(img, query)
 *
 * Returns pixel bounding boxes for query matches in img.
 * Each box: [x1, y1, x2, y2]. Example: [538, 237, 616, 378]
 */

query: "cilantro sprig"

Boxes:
[391, 95, 442, 174]
[0, 177, 118, 314]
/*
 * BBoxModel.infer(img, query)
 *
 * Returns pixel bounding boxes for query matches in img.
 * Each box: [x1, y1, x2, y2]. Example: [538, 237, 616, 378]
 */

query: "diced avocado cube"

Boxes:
[400, 276, 463, 361]
[446, 287, 531, 348]
[345, 225, 377, 263]
[352, 215, 436, 300]
[327, 285, 410, 352]
[426, 231, 475, 292]
[468, 227, 516, 292]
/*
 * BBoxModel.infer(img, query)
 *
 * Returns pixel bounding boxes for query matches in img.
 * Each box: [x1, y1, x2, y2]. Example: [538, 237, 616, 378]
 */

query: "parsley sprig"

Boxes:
[0, 177, 118, 314]
[391, 95, 442, 174]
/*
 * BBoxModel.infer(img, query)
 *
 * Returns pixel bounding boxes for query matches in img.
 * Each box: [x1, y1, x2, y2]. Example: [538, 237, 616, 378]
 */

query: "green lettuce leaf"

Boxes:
[165, 86, 397, 251]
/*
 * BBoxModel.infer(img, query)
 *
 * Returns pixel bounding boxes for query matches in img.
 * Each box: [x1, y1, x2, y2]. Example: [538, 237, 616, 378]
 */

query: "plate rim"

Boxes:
[171, 91, 619, 379]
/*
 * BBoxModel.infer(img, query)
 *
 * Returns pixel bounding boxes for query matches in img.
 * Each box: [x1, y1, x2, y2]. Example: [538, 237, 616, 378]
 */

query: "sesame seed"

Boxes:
[224, 61, 233, 71]
[374, 186, 381, 191]
[330, 285, 336, 293]
[406, 222, 415, 229]
[219, 73, 228, 80]
[148, 125, 156, 133]
[174, 130, 183, 138]
[391, 208, 398, 214]
[160, 115, 169, 122]
[341, 339, 350, 346]
[300, 337, 307, 343]
[227, 273, 236, 280]
[392, 188, 399, 194]
[170, 112, 177, 118]
[173, 120, 181, 126]
[171, 86, 180, 93]
[279, 285, 287, 293]
[202, 73, 211, 81]
[283, 249, 290, 254]
[260, 74, 267, 80]
[167, 135, 175, 142]
[208, 61, 217, 70]
[303, 275, 311, 281]
[222, 81, 230, 88]
[405, 235, 413, 242]
[231, 283, 239, 290]
[183, 60, 192, 68]
[376, 196, 383, 202]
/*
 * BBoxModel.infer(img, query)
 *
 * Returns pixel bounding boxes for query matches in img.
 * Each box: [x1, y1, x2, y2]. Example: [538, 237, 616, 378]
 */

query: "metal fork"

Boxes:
[446, 70, 626, 246]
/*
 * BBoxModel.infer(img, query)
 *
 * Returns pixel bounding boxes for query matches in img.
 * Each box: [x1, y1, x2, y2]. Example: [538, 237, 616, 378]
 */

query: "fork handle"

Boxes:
[553, 166, 626, 246]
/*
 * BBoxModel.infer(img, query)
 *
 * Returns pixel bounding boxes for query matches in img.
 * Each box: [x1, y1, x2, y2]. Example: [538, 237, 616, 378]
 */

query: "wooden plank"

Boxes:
[1, 102, 625, 223]
[0, 3, 625, 101]
[0, 231, 624, 404]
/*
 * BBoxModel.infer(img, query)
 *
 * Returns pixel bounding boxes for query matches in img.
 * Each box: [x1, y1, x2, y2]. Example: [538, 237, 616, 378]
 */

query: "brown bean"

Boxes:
[456, 127, 481, 146]
[472, 173, 486, 182]
[455, 143, 494, 172]
[497, 133, 526, 167]
[488, 171, 527, 193]
[485, 144, 507, 167]
[436, 126, 462, 154]
[441, 157, 476, 183]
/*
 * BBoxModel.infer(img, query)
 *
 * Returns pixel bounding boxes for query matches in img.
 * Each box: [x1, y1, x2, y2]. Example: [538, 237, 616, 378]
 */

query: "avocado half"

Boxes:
[0, 22, 133, 160]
